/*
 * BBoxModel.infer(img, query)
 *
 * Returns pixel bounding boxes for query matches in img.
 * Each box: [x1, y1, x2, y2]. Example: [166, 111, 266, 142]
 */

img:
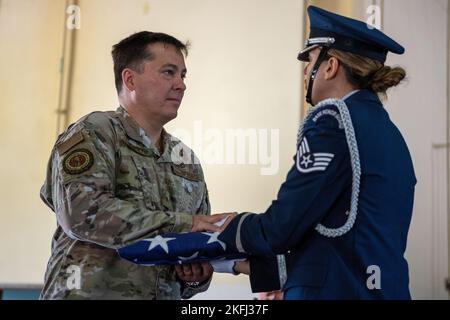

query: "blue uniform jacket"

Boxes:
[218, 89, 416, 300]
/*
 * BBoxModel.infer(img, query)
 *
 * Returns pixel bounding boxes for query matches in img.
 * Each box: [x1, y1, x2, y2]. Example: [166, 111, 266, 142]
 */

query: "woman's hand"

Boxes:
[191, 213, 236, 232]
[233, 260, 250, 275]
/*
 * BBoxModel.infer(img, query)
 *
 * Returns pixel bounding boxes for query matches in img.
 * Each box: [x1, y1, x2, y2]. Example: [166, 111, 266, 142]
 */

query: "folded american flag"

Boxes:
[117, 231, 247, 266]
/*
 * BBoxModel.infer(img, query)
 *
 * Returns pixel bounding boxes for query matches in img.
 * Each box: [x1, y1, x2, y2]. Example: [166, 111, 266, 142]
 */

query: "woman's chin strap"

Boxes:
[305, 47, 329, 106]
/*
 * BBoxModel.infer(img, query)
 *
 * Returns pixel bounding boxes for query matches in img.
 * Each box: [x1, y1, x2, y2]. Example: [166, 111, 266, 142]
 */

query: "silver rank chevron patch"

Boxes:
[296, 137, 334, 173]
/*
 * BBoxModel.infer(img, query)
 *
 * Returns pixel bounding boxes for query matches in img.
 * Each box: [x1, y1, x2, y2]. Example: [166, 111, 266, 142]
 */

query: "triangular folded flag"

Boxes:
[117, 231, 246, 266]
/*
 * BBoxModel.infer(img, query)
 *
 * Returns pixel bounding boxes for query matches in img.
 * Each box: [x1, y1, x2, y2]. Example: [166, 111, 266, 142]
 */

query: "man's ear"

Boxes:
[122, 68, 135, 92]
[324, 57, 340, 80]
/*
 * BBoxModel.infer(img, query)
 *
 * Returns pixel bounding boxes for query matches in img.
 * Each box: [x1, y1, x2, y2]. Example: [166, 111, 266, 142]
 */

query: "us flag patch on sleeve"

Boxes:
[296, 137, 334, 173]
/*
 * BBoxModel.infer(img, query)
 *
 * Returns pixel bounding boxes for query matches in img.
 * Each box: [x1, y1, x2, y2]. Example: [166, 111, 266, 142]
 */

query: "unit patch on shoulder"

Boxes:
[63, 149, 94, 175]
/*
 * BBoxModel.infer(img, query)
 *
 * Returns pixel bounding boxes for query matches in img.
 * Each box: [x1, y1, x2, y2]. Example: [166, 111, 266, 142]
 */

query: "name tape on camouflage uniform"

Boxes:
[57, 131, 85, 155]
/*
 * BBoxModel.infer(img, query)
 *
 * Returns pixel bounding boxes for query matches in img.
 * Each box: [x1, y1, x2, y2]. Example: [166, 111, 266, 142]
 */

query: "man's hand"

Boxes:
[233, 260, 250, 275]
[217, 212, 237, 231]
[175, 261, 213, 283]
[192, 213, 235, 232]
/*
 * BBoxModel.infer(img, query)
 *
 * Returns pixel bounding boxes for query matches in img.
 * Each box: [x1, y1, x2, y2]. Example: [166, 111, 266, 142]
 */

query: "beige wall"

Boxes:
[383, 0, 449, 300]
[0, 0, 65, 285]
[308, 0, 356, 17]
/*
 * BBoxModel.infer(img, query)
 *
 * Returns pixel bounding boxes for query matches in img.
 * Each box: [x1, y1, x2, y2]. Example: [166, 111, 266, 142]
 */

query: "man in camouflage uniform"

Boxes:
[40, 31, 226, 299]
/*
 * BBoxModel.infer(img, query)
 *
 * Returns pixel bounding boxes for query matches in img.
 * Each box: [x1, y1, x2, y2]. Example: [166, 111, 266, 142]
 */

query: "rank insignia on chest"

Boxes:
[296, 137, 334, 173]
[63, 148, 94, 175]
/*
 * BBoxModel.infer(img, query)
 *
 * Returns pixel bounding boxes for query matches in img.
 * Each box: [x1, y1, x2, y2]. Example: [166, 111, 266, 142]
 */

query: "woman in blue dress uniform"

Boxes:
[217, 6, 416, 300]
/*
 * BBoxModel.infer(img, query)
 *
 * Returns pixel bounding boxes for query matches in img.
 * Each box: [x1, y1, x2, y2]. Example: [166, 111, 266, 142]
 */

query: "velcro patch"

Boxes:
[63, 149, 94, 175]
[172, 164, 202, 182]
[57, 131, 84, 155]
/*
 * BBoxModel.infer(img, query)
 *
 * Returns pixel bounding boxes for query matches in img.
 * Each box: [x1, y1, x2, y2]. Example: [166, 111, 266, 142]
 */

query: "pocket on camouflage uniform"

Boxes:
[115, 155, 146, 202]
[170, 163, 206, 213]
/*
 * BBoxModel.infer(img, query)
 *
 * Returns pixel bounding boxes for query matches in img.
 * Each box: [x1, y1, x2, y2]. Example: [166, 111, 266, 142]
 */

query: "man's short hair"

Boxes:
[111, 31, 188, 94]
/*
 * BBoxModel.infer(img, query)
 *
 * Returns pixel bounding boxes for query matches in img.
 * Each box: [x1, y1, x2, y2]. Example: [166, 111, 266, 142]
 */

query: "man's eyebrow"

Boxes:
[161, 63, 178, 69]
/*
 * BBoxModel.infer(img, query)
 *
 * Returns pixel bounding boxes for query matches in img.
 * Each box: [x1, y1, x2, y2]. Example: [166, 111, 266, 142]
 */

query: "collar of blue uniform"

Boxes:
[298, 98, 361, 238]
[342, 89, 360, 101]
[115, 106, 178, 161]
